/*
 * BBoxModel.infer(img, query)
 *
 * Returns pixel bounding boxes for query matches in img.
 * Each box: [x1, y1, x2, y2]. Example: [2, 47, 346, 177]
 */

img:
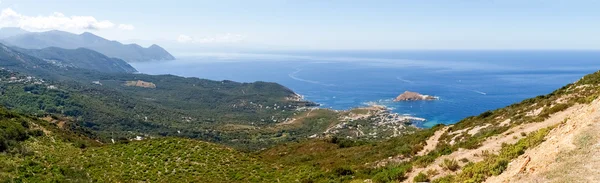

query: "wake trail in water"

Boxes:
[396, 77, 415, 84]
[289, 69, 335, 86]
[472, 90, 487, 95]
[451, 85, 487, 95]
[445, 86, 487, 95]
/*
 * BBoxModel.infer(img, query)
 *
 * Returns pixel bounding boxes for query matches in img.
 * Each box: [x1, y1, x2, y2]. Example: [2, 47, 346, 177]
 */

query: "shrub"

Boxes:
[478, 111, 493, 118]
[414, 155, 436, 168]
[372, 163, 412, 183]
[431, 175, 454, 183]
[539, 103, 570, 118]
[333, 167, 354, 176]
[413, 172, 429, 182]
[0, 118, 30, 152]
[329, 136, 368, 148]
[426, 169, 439, 177]
[442, 159, 459, 171]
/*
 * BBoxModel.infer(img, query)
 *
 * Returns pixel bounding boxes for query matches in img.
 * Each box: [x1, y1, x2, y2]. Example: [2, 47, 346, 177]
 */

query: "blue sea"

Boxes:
[131, 50, 600, 128]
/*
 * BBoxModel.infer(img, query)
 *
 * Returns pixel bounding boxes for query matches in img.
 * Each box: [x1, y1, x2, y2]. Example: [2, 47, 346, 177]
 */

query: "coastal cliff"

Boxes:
[394, 91, 438, 101]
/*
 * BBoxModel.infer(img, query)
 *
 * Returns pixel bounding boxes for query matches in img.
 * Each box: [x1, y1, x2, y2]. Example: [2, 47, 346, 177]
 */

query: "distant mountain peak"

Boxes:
[0, 27, 29, 39]
[80, 32, 102, 38]
[43, 30, 71, 35]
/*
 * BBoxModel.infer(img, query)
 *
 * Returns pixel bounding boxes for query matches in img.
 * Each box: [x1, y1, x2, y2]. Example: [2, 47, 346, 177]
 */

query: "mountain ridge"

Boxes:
[11, 46, 138, 73]
[0, 29, 175, 62]
[0, 27, 29, 39]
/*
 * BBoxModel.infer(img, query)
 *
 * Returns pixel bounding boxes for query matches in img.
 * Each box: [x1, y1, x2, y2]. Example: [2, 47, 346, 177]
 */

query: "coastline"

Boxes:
[307, 102, 428, 139]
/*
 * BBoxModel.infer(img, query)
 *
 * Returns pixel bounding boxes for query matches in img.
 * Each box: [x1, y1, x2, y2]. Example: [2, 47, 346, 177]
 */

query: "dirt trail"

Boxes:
[486, 98, 600, 183]
[277, 109, 317, 126]
[417, 126, 449, 156]
[402, 103, 585, 182]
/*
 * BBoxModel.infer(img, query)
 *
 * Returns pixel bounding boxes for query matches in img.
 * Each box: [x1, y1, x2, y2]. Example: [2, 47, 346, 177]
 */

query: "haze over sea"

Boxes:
[132, 50, 600, 127]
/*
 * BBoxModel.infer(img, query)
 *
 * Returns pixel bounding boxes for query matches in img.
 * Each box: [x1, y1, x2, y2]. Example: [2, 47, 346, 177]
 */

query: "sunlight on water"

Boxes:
[132, 50, 600, 127]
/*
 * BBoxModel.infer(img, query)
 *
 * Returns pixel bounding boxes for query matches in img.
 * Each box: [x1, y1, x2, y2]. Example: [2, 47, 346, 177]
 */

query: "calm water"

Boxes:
[131, 50, 600, 127]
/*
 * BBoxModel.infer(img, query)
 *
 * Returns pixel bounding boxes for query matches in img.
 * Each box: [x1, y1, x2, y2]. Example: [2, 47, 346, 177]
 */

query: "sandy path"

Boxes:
[417, 126, 449, 156]
[486, 98, 600, 183]
[402, 103, 584, 182]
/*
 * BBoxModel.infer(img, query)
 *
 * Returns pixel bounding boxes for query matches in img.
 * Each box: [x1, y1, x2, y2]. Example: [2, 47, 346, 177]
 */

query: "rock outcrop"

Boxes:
[394, 91, 438, 101]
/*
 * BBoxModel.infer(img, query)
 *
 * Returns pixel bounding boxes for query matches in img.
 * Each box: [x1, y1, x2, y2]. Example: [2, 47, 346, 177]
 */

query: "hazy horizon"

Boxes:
[2, 0, 600, 52]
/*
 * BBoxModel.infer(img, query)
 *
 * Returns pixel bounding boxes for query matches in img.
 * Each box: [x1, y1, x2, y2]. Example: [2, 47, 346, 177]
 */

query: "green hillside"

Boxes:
[13, 47, 138, 73]
[2, 37, 600, 182]
[0, 43, 317, 150]
[1, 70, 599, 183]
[0, 107, 317, 182]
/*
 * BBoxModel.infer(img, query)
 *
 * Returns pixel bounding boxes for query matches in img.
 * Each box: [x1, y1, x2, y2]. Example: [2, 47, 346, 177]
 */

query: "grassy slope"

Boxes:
[0, 106, 319, 182]
[1, 138, 309, 182]
[1, 70, 600, 182]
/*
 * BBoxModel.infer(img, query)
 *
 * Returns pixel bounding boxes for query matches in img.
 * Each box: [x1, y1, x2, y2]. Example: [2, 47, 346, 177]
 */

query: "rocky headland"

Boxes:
[394, 91, 438, 101]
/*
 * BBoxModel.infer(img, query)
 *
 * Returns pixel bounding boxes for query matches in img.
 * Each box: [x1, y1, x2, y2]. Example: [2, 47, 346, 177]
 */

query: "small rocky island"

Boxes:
[394, 91, 438, 101]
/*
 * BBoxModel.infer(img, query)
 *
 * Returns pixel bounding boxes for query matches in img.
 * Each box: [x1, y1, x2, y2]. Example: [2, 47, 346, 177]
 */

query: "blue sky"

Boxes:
[1, 0, 600, 50]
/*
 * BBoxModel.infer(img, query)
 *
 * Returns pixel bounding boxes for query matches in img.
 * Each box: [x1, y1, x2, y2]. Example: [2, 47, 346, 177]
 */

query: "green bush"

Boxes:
[333, 167, 354, 176]
[478, 111, 493, 119]
[413, 172, 429, 182]
[414, 155, 437, 167]
[539, 103, 570, 118]
[431, 175, 455, 183]
[442, 159, 459, 171]
[372, 163, 412, 183]
[0, 116, 30, 152]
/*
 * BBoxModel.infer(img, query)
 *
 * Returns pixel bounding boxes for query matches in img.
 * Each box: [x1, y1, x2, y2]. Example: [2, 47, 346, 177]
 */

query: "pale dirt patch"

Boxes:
[468, 124, 491, 136]
[342, 105, 386, 121]
[277, 109, 319, 126]
[448, 128, 469, 136]
[372, 127, 450, 167]
[526, 107, 544, 117]
[448, 127, 470, 146]
[486, 98, 600, 183]
[575, 84, 591, 89]
[402, 103, 585, 182]
[125, 80, 156, 88]
[500, 119, 512, 126]
[57, 121, 66, 128]
[417, 126, 450, 156]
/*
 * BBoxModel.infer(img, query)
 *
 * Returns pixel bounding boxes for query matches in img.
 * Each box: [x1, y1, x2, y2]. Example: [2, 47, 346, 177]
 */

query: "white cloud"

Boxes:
[118, 24, 135, 30]
[177, 34, 193, 43]
[176, 33, 245, 44]
[0, 8, 132, 32]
